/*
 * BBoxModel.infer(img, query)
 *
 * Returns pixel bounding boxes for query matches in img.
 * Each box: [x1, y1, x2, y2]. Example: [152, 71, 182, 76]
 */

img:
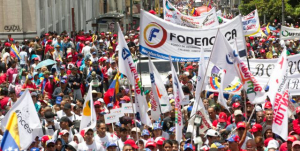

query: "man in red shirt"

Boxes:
[226, 134, 246, 151]
[67, 47, 78, 62]
[293, 107, 300, 134]
[44, 75, 55, 99]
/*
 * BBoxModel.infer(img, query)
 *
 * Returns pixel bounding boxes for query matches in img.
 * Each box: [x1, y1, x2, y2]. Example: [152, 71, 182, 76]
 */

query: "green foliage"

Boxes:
[239, 0, 300, 23]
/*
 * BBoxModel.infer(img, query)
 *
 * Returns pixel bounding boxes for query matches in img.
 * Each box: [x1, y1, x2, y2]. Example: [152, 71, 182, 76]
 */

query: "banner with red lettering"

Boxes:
[272, 89, 289, 141]
[163, 0, 219, 29]
[242, 9, 260, 36]
[235, 56, 266, 104]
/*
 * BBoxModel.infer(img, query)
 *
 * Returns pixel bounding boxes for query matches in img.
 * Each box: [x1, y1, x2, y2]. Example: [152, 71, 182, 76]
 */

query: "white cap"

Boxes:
[168, 71, 172, 75]
[67, 141, 78, 150]
[205, 129, 219, 137]
[255, 105, 263, 112]
[234, 110, 243, 116]
[267, 140, 279, 149]
[183, 71, 189, 76]
[131, 127, 141, 133]
[59, 129, 69, 136]
[124, 36, 129, 39]
[99, 39, 103, 43]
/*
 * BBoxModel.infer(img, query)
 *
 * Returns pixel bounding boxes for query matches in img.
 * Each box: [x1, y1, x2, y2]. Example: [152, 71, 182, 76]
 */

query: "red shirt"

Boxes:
[6, 68, 18, 83]
[67, 52, 78, 62]
[293, 119, 300, 134]
[44, 81, 55, 99]
[45, 44, 52, 54]
[79, 43, 84, 53]
[0, 97, 9, 109]
[22, 83, 37, 90]
[0, 74, 6, 85]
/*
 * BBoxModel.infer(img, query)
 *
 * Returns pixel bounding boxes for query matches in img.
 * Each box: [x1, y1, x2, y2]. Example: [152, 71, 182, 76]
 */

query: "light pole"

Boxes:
[282, 0, 285, 25]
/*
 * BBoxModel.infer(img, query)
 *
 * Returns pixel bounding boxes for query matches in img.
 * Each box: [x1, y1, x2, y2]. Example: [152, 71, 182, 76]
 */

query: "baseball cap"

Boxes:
[153, 123, 162, 130]
[124, 139, 138, 149]
[264, 101, 272, 109]
[107, 103, 113, 108]
[46, 139, 55, 146]
[66, 141, 78, 151]
[92, 51, 97, 55]
[232, 102, 241, 109]
[184, 143, 193, 151]
[131, 127, 141, 133]
[31, 92, 37, 96]
[59, 129, 69, 136]
[60, 66, 65, 70]
[226, 135, 240, 143]
[155, 137, 166, 145]
[106, 142, 117, 148]
[41, 135, 52, 144]
[58, 116, 71, 123]
[267, 140, 279, 149]
[145, 141, 156, 148]
[94, 101, 101, 106]
[218, 112, 227, 123]
[205, 129, 220, 137]
[288, 135, 297, 142]
[120, 96, 130, 102]
[234, 110, 243, 116]
[236, 122, 246, 129]
[49, 75, 54, 79]
[142, 129, 150, 136]
[250, 124, 262, 133]
[210, 142, 225, 149]
[293, 141, 300, 148]
[30, 147, 40, 151]
[44, 111, 55, 119]
[60, 80, 66, 84]
[169, 127, 175, 133]
[28, 75, 33, 80]
[84, 127, 94, 135]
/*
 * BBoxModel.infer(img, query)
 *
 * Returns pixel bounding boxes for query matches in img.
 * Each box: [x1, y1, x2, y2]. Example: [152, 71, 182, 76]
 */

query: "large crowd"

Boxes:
[0, 20, 299, 151]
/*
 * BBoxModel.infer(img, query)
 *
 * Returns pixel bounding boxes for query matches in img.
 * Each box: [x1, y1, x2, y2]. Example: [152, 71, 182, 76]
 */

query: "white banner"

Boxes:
[110, 108, 124, 118]
[280, 26, 300, 40]
[205, 76, 242, 94]
[121, 103, 136, 114]
[242, 10, 260, 36]
[80, 85, 97, 131]
[104, 113, 120, 124]
[163, 0, 219, 29]
[242, 54, 300, 95]
[140, 10, 247, 62]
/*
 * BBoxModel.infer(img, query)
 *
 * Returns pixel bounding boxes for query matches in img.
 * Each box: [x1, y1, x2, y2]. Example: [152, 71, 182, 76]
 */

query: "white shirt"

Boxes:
[78, 141, 104, 151]
[2, 52, 10, 64]
[117, 139, 126, 151]
[56, 110, 79, 122]
[19, 51, 27, 65]
[41, 119, 60, 136]
[94, 133, 113, 147]
[82, 46, 91, 57]
[52, 128, 78, 143]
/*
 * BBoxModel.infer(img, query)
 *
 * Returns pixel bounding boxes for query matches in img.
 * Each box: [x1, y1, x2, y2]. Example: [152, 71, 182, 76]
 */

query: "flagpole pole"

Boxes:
[128, 79, 140, 151]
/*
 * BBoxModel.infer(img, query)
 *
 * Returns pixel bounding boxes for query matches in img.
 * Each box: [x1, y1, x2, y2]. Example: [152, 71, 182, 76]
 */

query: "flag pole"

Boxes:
[128, 79, 140, 151]
[190, 29, 221, 143]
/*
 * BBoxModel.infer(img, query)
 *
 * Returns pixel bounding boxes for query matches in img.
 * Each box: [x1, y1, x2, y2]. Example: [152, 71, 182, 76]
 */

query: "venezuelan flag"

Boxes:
[10, 44, 21, 60]
[266, 23, 271, 34]
[104, 73, 120, 105]
[0, 112, 20, 150]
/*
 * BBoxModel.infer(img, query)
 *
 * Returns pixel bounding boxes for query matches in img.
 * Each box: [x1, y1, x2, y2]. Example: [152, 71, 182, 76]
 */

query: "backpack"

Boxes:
[42, 120, 56, 135]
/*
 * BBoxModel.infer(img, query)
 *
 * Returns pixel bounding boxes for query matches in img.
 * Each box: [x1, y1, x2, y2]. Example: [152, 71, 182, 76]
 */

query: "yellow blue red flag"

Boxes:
[0, 112, 20, 150]
[10, 44, 21, 60]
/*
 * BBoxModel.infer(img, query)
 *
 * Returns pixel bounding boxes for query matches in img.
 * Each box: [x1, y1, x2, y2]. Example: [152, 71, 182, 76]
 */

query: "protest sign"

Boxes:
[139, 10, 246, 62]
[110, 108, 124, 118]
[104, 113, 120, 124]
[280, 26, 300, 40]
[242, 10, 260, 36]
[163, 0, 219, 29]
[205, 76, 242, 94]
[122, 103, 136, 114]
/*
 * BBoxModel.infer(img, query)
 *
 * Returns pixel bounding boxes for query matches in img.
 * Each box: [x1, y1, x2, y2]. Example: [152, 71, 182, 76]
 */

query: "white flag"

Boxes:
[1, 89, 41, 150]
[170, 57, 184, 142]
[267, 49, 288, 106]
[218, 70, 230, 111]
[235, 56, 266, 104]
[118, 24, 152, 126]
[148, 55, 172, 120]
[187, 49, 212, 134]
[272, 88, 289, 141]
[210, 30, 238, 87]
[80, 85, 97, 131]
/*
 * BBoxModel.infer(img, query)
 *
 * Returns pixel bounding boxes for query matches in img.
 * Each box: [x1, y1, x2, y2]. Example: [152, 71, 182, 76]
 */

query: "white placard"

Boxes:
[121, 103, 137, 114]
[110, 108, 124, 118]
[104, 113, 120, 124]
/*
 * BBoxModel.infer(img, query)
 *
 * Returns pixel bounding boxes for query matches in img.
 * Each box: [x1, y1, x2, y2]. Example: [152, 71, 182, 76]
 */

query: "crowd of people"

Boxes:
[0, 20, 299, 151]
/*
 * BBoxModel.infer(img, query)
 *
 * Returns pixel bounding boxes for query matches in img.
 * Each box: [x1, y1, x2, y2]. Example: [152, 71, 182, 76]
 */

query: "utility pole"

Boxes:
[282, 0, 285, 25]
[130, 0, 133, 30]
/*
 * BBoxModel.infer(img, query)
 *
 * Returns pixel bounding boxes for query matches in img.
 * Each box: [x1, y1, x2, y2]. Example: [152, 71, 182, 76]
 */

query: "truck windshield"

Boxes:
[136, 61, 178, 74]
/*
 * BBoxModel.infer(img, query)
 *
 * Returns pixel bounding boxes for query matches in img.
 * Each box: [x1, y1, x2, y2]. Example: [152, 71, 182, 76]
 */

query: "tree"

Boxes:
[239, 0, 300, 24]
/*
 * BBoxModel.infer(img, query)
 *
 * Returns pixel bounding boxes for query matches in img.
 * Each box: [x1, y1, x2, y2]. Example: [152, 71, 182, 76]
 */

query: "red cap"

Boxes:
[218, 112, 227, 123]
[246, 101, 252, 104]
[100, 33, 105, 36]
[264, 138, 274, 147]
[264, 101, 272, 109]
[125, 139, 138, 149]
[185, 65, 193, 70]
[236, 122, 246, 129]
[261, 39, 266, 42]
[34, 58, 39, 61]
[250, 124, 262, 133]
[113, 34, 117, 38]
[232, 102, 241, 109]
[249, 37, 254, 40]
[9, 38, 14, 42]
[260, 49, 265, 53]
[288, 135, 297, 142]
[289, 131, 297, 135]
[156, 137, 166, 145]
[41, 135, 51, 143]
[47, 40, 52, 43]
[149, 10, 156, 15]
[80, 129, 85, 138]
[214, 92, 219, 97]
[145, 141, 157, 148]
[94, 101, 101, 106]
[121, 96, 130, 102]
[296, 107, 300, 114]
[45, 33, 49, 36]
[4, 42, 11, 47]
[246, 43, 250, 47]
